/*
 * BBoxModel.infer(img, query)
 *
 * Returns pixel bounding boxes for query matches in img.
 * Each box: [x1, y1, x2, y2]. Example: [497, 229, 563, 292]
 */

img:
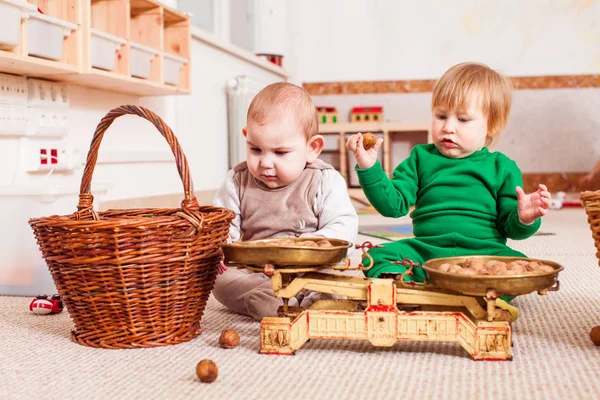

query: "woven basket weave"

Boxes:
[582, 190, 600, 267]
[29, 105, 234, 349]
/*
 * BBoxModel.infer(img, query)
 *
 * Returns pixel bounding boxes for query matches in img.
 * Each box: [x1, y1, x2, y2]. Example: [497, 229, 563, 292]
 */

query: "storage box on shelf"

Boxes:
[26, 0, 79, 67]
[0, 0, 191, 96]
[0, 0, 36, 51]
[163, 52, 187, 86]
[28, 12, 77, 61]
[130, 41, 159, 80]
[90, 28, 127, 72]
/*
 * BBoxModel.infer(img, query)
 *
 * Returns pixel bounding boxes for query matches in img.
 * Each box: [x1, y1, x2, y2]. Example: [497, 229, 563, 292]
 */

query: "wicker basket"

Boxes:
[29, 105, 234, 349]
[582, 190, 600, 266]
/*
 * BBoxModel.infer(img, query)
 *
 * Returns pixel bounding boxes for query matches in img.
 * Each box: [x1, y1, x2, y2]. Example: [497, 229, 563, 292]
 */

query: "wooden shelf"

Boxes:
[0, 0, 191, 96]
[318, 121, 431, 186]
[62, 67, 189, 96]
[319, 121, 431, 134]
[0, 52, 79, 78]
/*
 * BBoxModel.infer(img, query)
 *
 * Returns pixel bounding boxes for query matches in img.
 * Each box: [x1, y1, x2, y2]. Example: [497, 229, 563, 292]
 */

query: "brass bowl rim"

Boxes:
[422, 255, 564, 279]
[223, 237, 352, 251]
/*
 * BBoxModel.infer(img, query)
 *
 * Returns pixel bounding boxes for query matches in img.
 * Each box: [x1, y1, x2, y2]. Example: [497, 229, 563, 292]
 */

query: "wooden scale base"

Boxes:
[253, 268, 514, 361]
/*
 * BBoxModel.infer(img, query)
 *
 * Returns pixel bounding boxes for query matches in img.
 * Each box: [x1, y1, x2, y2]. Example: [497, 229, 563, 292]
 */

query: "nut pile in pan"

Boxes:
[246, 239, 334, 248]
[438, 257, 555, 276]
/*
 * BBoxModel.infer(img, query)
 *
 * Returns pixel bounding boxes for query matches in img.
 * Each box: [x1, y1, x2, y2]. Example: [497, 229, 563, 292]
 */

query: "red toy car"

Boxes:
[30, 295, 64, 315]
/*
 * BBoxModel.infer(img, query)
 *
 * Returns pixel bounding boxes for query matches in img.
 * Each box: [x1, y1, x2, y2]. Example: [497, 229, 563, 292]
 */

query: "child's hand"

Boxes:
[516, 184, 552, 225]
[346, 133, 383, 169]
[218, 260, 227, 275]
[299, 233, 324, 238]
[217, 236, 235, 275]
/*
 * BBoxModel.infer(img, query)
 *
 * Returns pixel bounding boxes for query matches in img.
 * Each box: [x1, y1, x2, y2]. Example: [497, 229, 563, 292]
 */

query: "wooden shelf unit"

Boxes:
[0, 0, 80, 77]
[318, 121, 431, 186]
[0, 0, 191, 96]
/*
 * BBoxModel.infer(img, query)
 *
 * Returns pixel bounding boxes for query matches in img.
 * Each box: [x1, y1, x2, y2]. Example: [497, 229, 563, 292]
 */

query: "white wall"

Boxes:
[286, 0, 600, 84]
[229, 0, 254, 52]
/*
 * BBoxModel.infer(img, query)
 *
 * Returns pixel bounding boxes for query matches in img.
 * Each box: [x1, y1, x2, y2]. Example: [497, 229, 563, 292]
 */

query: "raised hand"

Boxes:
[516, 184, 552, 225]
[345, 132, 383, 169]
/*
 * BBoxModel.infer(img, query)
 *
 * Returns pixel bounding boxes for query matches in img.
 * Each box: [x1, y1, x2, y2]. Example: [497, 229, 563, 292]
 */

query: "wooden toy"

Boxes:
[316, 106, 339, 124]
[350, 106, 383, 123]
[30, 294, 63, 315]
[223, 239, 563, 361]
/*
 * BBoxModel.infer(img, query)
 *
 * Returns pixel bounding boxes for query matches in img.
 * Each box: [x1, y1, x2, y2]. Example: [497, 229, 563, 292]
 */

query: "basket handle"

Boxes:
[77, 105, 200, 219]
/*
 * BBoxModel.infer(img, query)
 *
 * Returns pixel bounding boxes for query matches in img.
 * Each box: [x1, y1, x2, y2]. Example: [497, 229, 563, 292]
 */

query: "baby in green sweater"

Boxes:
[346, 62, 552, 319]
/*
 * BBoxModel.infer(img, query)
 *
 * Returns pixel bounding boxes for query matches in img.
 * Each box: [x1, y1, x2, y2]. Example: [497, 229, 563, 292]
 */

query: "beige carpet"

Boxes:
[2, 209, 600, 400]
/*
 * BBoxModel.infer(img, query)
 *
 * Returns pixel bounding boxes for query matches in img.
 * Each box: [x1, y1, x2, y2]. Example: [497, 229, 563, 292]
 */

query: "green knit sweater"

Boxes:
[357, 144, 540, 243]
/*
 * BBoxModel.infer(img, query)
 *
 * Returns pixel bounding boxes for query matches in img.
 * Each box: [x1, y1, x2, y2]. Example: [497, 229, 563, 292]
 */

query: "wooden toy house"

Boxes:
[350, 106, 383, 123]
[316, 106, 339, 124]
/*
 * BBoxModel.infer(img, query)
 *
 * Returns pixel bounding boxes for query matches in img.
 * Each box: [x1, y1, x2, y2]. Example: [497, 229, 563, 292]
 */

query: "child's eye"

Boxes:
[250, 147, 261, 153]
[459, 118, 470, 123]
[436, 114, 447, 120]
[275, 151, 289, 156]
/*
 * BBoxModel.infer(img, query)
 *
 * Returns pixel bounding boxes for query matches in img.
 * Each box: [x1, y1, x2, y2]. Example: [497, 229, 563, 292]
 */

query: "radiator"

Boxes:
[226, 76, 269, 169]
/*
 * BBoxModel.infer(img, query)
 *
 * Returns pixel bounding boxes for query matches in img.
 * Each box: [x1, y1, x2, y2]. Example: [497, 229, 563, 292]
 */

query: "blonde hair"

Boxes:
[431, 62, 512, 145]
[247, 82, 318, 140]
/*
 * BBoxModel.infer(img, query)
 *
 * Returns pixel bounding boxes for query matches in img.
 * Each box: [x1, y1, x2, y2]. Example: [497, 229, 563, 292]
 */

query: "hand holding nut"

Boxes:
[362, 132, 377, 150]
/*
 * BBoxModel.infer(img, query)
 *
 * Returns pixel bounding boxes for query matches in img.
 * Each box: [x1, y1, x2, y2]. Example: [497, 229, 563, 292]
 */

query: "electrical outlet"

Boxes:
[26, 78, 69, 108]
[26, 107, 68, 137]
[0, 72, 28, 105]
[20, 138, 75, 173]
[0, 105, 27, 136]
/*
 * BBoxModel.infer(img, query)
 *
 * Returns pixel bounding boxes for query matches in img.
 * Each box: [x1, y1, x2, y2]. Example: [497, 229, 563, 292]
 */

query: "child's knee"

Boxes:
[246, 289, 283, 321]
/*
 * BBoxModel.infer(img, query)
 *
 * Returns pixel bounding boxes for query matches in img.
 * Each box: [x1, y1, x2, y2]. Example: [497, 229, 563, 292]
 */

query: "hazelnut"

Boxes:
[590, 326, 600, 346]
[218, 329, 240, 349]
[196, 359, 218, 383]
[362, 132, 377, 150]
[316, 239, 333, 247]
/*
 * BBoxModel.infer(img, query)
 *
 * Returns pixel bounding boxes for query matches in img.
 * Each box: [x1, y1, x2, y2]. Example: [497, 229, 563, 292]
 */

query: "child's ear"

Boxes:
[242, 127, 248, 137]
[307, 135, 324, 163]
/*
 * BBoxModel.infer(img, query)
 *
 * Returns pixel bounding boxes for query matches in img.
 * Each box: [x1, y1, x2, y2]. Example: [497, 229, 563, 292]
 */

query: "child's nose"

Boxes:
[442, 119, 456, 134]
[260, 155, 274, 168]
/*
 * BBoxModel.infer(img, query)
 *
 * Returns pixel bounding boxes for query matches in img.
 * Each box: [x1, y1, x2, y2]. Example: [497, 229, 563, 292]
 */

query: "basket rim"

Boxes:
[581, 190, 600, 202]
[29, 207, 234, 230]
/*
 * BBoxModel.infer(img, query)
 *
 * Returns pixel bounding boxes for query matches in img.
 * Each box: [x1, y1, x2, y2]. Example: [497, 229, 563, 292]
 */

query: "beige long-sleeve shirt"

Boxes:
[213, 159, 358, 245]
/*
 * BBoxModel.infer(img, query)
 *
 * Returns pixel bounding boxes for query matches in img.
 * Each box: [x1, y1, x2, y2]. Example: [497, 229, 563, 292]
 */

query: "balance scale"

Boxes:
[223, 240, 562, 361]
